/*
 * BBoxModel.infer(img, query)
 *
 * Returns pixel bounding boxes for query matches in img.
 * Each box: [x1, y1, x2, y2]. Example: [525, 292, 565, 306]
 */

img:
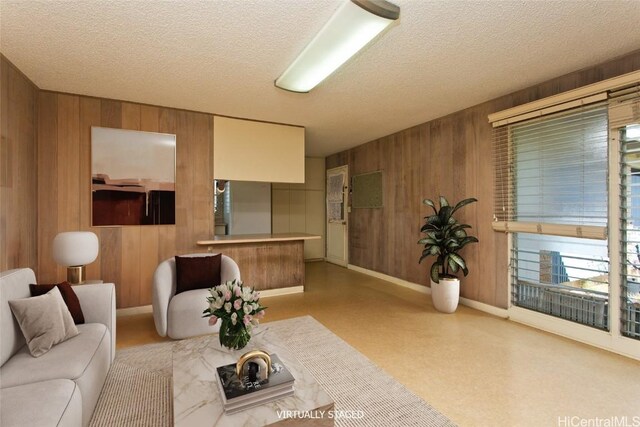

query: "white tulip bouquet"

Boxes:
[203, 279, 266, 350]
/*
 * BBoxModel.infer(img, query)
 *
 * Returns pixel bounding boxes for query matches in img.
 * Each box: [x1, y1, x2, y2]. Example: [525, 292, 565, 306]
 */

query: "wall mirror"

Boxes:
[91, 127, 176, 226]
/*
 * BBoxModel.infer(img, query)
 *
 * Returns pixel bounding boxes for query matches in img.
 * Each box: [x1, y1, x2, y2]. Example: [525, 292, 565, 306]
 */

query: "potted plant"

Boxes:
[418, 196, 478, 313]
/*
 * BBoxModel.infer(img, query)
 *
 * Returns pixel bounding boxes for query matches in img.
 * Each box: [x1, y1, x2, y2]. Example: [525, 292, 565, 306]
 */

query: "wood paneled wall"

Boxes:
[327, 50, 640, 309]
[0, 56, 38, 272]
[37, 93, 214, 308]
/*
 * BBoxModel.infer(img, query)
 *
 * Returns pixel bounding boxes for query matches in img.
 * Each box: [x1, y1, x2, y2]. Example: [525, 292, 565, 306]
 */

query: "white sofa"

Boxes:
[152, 253, 240, 339]
[0, 268, 115, 427]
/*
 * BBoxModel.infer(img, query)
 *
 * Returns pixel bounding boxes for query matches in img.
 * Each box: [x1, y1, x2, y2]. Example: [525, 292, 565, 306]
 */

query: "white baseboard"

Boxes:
[347, 264, 508, 318]
[459, 296, 509, 318]
[260, 286, 304, 298]
[348, 264, 430, 295]
[117, 305, 152, 317]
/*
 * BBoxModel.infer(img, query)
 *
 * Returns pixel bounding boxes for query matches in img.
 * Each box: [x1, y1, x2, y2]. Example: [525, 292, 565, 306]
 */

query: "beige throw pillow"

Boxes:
[8, 287, 79, 357]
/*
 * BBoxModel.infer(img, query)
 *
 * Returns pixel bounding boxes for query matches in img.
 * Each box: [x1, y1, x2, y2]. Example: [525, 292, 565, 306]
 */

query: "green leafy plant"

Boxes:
[419, 196, 479, 283]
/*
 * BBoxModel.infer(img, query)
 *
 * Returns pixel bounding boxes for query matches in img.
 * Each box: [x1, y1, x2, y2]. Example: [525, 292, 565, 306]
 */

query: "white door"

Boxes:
[326, 166, 348, 266]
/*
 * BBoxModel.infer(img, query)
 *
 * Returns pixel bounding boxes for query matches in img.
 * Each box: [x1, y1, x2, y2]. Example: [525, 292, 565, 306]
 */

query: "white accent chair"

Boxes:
[152, 253, 241, 339]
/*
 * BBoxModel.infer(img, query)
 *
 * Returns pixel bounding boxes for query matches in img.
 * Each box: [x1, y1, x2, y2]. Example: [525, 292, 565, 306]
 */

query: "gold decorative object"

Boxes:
[236, 350, 271, 380]
[67, 266, 85, 285]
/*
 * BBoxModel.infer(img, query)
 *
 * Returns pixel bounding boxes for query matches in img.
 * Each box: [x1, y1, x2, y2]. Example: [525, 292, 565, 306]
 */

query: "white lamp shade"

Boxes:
[52, 232, 99, 267]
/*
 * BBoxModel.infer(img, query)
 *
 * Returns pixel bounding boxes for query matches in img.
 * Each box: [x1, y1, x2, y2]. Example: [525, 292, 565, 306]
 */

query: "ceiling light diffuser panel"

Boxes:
[275, 0, 400, 93]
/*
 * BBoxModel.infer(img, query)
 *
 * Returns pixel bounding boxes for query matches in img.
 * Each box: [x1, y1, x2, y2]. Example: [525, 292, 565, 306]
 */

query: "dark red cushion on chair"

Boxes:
[175, 254, 222, 295]
[30, 282, 85, 324]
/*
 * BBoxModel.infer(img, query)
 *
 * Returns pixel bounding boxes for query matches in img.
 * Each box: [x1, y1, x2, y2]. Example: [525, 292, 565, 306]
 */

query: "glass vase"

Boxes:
[219, 319, 251, 350]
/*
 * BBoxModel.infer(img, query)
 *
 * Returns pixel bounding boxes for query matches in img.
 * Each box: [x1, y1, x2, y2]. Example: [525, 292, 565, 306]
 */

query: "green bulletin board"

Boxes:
[352, 171, 383, 208]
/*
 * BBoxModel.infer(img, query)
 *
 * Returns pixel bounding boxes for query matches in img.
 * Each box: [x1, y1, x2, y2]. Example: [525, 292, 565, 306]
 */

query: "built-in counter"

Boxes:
[196, 233, 321, 293]
[197, 233, 321, 246]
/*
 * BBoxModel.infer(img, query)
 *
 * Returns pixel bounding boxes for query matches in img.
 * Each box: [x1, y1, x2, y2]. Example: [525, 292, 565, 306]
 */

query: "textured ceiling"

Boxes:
[2, 0, 640, 157]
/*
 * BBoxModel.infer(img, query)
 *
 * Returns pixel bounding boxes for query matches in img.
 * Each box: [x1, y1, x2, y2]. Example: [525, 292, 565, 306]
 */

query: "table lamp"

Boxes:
[52, 232, 99, 284]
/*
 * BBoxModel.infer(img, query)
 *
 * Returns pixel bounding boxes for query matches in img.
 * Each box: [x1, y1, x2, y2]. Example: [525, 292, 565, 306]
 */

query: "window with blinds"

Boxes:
[494, 103, 611, 329]
[493, 104, 609, 238]
[491, 73, 640, 352]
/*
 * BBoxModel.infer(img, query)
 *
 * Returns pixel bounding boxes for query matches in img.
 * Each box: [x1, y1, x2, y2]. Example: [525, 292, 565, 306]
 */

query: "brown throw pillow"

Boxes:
[175, 254, 221, 295]
[9, 287, 79, 357]
[30, 282, 85, 324]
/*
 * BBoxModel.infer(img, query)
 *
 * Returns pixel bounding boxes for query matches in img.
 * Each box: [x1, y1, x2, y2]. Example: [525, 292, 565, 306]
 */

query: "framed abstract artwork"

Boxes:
[91, 127, 176, 226]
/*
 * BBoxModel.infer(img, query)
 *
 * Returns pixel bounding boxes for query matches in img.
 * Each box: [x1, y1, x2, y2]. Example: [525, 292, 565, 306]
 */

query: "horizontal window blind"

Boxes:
[618, 107, 640, 340]
[493, 104, 609, 238]
[511, 233, 609, 330]
[492, 222, 606, 239]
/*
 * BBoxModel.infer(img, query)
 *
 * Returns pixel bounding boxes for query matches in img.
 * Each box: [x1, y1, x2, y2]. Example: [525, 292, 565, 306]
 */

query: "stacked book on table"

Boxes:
[215, 353, 295, 414]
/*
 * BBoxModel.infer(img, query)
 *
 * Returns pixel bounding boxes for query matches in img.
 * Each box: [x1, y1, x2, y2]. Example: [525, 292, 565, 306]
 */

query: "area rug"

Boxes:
[90, 316, 455, 427]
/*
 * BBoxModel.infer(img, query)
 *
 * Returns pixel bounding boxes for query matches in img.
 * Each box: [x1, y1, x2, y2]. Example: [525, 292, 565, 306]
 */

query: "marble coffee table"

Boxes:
[173, 325, 334, 426]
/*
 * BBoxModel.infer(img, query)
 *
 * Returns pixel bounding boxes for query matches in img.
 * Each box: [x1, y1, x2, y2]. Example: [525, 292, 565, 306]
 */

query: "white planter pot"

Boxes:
[430, 277, 460, 313]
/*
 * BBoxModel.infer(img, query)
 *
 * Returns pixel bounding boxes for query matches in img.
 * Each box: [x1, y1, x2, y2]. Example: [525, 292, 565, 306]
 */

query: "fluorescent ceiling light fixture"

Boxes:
[275, 0, 400, 93]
